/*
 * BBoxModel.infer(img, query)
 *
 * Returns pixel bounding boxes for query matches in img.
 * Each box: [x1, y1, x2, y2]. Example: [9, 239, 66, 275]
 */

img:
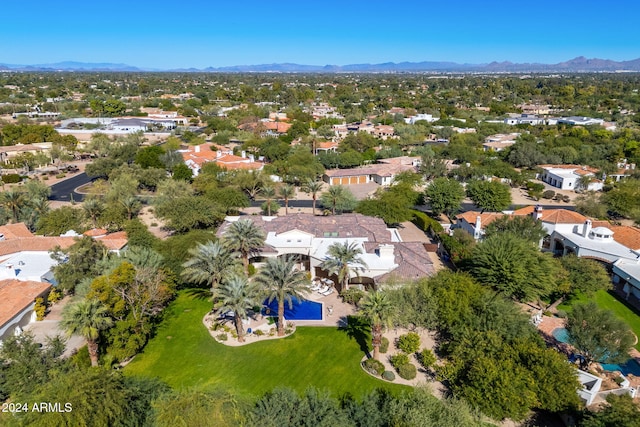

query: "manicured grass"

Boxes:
[125, 292, 408, 398]
[558, 290, 640, 351]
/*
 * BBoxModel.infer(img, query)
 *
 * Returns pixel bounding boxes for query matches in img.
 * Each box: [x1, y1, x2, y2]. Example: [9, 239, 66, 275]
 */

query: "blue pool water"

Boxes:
[552, 328, 640, 376]
[262, 297, 322, 321]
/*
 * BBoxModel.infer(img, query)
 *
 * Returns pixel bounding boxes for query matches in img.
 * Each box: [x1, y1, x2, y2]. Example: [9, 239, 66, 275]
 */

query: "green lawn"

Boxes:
[558, 290, 640, 351]
[125, 292, 408, 398]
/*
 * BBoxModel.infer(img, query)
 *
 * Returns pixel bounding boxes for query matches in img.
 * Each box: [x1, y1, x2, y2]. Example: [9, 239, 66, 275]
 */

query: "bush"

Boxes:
[2, 174, 22, 184]
[411, 210, 443, 235]
[48, 287, 63, 303]
[389, 353, 410, 369]
[563, 195, 571, 203]
[380, 337, 389, 354]
[382, 370, 396, 381]
[55, 173, 66, 179]
[254, 329, 264, 336]
[396, 332, 421, 354]
[542, 190, 555, 199]
[34, 297, 47, 321]
[216, 333, 228, 341]
[418, 348, 436, 369]
[397, 363, 417, 380]
[247, 264, 256, 277]
[340, 288, 366, 306]
[363, 358, 385, 376]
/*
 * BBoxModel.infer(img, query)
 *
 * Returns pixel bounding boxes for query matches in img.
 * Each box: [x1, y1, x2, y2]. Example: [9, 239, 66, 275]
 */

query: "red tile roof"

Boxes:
[0, 279, 51, 329]
[0, 223, 34, 239]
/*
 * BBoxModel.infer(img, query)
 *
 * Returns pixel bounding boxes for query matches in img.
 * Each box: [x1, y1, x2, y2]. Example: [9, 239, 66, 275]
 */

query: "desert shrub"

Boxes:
[382, 370, 396, 381]
[418, 348, 436, 369]
[396, 332, 421, 354]
[380, 337, 390, 354]
[254, 329, 264, 336]
[363, 358, 385, 376]
[397, 363, 417, 380]
[2, 174, 22, 184]
[216, 333, 228, 341]
[340, 288, 365, 306]
[390, 353, 410, 369]
[48, 287, 63, 303]
[563, 195, 570, 203]
[542, 190, 555, 199]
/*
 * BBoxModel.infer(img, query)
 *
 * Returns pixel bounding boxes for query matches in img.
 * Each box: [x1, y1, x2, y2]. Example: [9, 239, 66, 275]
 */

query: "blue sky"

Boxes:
[2, 0, 639, 69]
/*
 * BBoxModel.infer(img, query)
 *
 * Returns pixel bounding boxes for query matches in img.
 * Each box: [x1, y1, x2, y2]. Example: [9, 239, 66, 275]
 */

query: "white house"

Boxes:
[557, 116, 605, 126]
[538, 164, 603, 191]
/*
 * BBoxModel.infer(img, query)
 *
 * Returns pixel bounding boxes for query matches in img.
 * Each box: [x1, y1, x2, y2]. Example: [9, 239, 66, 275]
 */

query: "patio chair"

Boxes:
[321, 288, 334, 296]
[317, 285, 329, 294]
[310, 282, 322, 291]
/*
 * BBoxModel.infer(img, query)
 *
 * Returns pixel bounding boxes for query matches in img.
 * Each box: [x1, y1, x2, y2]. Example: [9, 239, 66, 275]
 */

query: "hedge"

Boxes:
[411, 210, 443, 235]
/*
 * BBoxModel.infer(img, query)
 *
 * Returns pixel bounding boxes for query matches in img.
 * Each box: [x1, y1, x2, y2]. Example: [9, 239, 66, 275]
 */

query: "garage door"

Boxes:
[340, 177, 349, 185]
[358, 175, 366, 184]
[350, 176, 358, 184]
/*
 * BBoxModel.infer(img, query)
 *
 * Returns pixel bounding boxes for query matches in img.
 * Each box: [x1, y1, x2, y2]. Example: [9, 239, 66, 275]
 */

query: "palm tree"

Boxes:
[61, 299, 114, 367]
[254, 256, 310, 336]
[223, 219, 266, 275]
[83, 197, 104, 228]
[213, 275, 262, 342]
[320, 185, 356, 215]
[1, 189, 24, 223]
[260, 185, 277, 216]
[303, 179, 323, 215]
[320, 241, 368, 292]
[182, 241, 240, 293]
[359, 291, 394, 361]
[278, 184, 295, 215]
[120, 196, 141, 220]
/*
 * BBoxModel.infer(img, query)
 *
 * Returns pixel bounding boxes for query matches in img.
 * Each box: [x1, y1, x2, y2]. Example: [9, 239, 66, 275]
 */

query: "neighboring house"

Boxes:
[0, 142, 52, 162]
[313, 141, 340, 155]
[0, 223, 127, 343]
[323, 157, 419, 186]
[404, 113, 437, 124]
[180, 143, 265, 176]
[538, 164, 603, 191]
[216, 213, 435, 290]
[609, 160, 636, 182]
[504, 114, 545, 126]
[556, 116, 605, 126]
[482, 133, 521, 152]
[374, 125, 395, 140]
[518, 104, 551, 115]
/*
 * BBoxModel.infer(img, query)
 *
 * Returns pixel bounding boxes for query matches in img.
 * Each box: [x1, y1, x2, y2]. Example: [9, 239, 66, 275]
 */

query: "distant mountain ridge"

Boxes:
[2, 57, 640, 72]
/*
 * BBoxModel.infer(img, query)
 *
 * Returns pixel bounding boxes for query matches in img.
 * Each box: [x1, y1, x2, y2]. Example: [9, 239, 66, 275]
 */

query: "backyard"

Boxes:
[558, 290, 640, 351]
[124, 292, 408, 398]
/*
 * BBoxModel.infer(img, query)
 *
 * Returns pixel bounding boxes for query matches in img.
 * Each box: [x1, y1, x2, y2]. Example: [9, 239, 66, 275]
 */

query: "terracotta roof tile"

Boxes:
[83, 228, 108, 237]
[0, 223, 34, 239]
[455, 211, 505, 225]
[0, 279, 51, 328]
[609, 225, 640, 250]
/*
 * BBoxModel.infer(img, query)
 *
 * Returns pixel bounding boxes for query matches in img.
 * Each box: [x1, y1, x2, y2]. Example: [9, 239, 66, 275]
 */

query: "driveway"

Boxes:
[24, 297, 85, 357]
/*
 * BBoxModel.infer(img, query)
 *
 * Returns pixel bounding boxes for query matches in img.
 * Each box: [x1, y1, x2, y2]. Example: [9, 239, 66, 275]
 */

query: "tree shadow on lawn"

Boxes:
[339, 315, 372, 358]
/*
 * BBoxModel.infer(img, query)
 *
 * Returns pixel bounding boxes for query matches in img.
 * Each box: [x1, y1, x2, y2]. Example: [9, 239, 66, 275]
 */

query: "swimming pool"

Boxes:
[262, 297, 323, 321]
[552, 328, 640, 376]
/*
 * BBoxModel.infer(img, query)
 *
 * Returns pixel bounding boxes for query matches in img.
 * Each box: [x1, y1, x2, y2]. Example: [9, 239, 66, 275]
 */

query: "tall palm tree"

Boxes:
[1, 189, 24, 223]
[182, 241, 241, 293]
[260, 185, 277, 216]
[319, 241, 368, 292]
[303, 179, 323, 216]
[120, 196, 141, 220]
[254, 256, 309, 336]
[359, 291, 394, 361]
[61, 299, 114, 367]
[83, 197, 104, 228]
[223, 219, 266, 275]
[213, 275, 262, 342]
[278, 184, 295, 216]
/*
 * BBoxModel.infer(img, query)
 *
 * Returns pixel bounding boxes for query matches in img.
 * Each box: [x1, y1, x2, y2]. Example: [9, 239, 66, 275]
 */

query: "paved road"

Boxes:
[49, 172, 92, 202]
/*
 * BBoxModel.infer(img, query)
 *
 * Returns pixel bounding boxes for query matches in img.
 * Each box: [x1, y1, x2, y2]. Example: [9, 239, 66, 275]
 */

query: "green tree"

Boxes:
[580, 394, 640, 427]
[559, 255, 612, 300]
[52, 236, 109, 293]
[466, 180, 512, 212]
[213, 275, 262, 342]
[254, 256, 309, 336]
[182, 241, 241, 294]
[425, 177, 465, 221]
[359, 291, 394, 361]
[466, 233, 559, 302]
[320, 241, 368, 292]
[260, 185, 278, 216]
[223, 219, 266, 275]
[35, 205, 85, 236]
[152, 389, 248, 427]
[320, 185, 357, 215]
[1, 189, 23, 223]
[566, 302, 635, 368]
[61, 299, 114, 366]
[82, 197, 105, 228]
[483, 214, 547, 245]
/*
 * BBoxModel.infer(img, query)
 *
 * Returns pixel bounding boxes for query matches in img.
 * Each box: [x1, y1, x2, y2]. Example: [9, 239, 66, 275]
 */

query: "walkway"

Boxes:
[24, 296, 85, 357]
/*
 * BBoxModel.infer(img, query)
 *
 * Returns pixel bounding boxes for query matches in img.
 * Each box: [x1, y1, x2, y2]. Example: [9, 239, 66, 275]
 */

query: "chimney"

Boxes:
[582, 219, 592, 237]
[216, 150, 222, 158]
[195, 145, 200, 153]
[533, 205, 543, 221]
[241, 150, 246, 158]
[378, 244, 395, 260]
[248, 154, 255, 163]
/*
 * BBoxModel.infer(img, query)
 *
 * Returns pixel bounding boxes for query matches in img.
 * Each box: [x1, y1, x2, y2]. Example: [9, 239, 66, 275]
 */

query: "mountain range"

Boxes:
[2, 57, 640, 73]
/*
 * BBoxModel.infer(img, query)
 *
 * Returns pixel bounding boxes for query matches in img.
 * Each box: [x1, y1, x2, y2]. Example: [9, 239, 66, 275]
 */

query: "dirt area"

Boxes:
[509, 180, 577, 208]
[137, 206, 170, 239]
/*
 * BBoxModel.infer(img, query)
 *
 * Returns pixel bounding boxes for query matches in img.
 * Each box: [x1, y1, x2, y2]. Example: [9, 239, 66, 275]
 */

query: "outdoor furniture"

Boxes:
[321, 288, 334, 296]
[317, 285, 329, 294]
[310, 282, 321, 291]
